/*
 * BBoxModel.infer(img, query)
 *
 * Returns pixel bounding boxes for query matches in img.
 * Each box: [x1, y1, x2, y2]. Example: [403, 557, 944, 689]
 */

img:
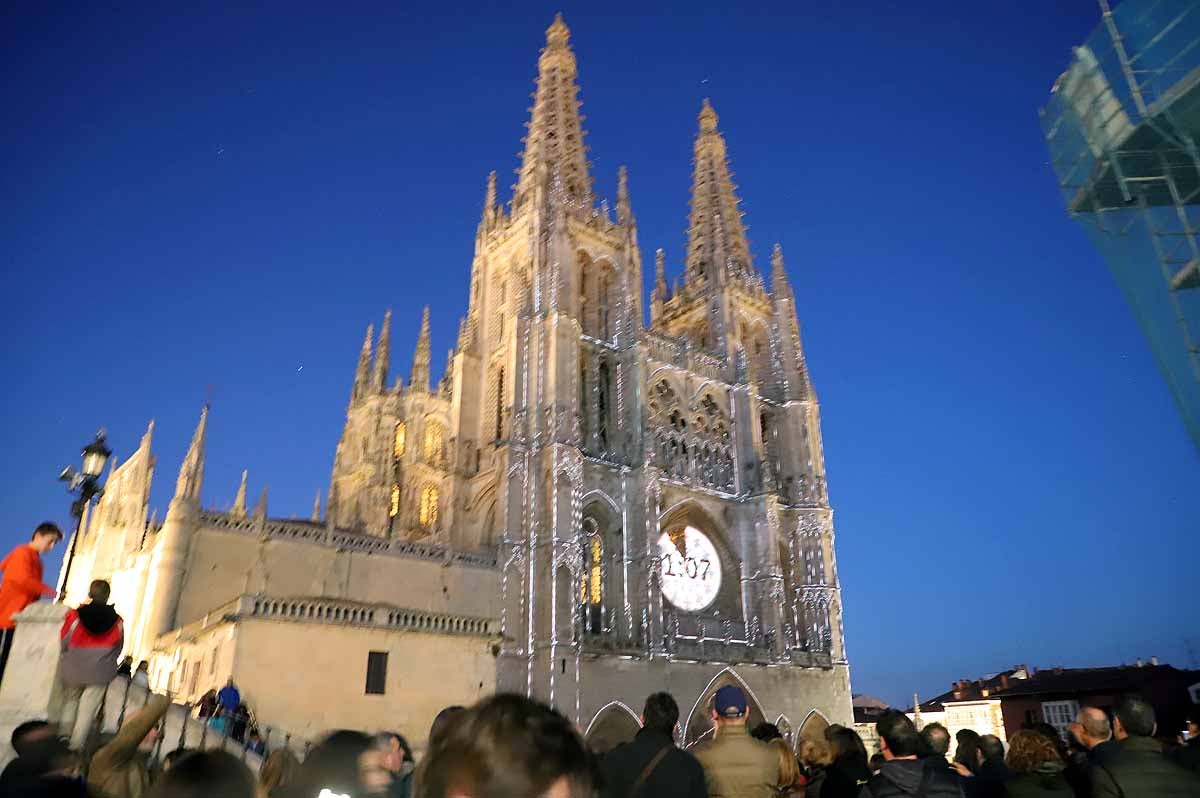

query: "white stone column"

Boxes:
[0, 601, 69, 766]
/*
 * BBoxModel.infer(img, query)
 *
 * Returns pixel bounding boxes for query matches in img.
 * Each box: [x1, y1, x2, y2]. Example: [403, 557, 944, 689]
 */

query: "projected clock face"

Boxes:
[657, 526, 722, 612]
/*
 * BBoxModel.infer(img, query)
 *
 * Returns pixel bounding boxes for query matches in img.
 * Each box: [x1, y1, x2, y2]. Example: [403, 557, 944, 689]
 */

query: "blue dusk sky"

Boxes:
[2, 1, 1197, 708]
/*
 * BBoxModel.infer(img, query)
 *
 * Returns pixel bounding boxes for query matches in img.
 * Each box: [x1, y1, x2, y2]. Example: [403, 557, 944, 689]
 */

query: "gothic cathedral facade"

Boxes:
[59, 15, 850, 747]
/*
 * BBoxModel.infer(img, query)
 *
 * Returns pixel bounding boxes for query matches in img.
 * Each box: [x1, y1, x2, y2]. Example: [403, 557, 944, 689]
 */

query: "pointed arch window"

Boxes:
[393, 422, 406, 460]
[388, 484, 400, 518]
[597, 361, 611, 450]
[580, 518, 603, 634]
[419, 484, 439, 529]
[423, 422, 444, 464]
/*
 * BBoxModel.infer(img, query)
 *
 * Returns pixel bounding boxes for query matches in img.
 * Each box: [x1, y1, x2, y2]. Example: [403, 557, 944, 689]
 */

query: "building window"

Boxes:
[389, 484, 400, 518]
[419, 485, 439, 529]
[393, 422, 406, 459]
[210, 644, 220, 675]
[423, 422, 444, 463]
[365, 651, 388, 695]
[580, 518, 603, 634]
[1041, 700, 1080, 738]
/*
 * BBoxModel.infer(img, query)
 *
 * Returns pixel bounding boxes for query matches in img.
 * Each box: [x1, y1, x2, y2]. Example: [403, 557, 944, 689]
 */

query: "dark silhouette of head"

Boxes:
[920, 722, 951, 758]
[642, 693, 680, 737]
[979, 734, 1005, 763]
[10, 720, 54, 756]
[429, 705, 467, 747]
[292, 730, 372, 798]
[751, 722, 782, 742]
[1114, 695, 1156, 738]
[877, 711, 920, 759]
[146, 750, 256, 798]
[417, 693, 595, 798]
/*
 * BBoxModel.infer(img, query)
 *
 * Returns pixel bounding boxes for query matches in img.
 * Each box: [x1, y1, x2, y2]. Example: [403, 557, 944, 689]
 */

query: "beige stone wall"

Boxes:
[174, 527, 500, 629]
[231, 618, 497, 747]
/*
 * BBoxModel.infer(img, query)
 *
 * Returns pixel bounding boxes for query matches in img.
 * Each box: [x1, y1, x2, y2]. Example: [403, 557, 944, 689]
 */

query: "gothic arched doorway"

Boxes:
[798, 709, 830, 743]
[584, 702, 641, 754]
[682, 668, 767, 747]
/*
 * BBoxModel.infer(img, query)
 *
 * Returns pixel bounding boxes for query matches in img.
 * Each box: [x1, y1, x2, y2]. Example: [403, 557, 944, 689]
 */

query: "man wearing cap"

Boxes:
[692, 685, 778, 798]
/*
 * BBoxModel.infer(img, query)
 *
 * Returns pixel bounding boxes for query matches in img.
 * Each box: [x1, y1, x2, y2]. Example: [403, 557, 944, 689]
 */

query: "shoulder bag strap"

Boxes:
[630, 744, 672, 798]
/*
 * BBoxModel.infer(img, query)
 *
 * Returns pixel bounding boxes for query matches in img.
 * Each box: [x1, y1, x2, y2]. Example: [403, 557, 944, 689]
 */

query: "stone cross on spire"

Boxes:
[410, 306, 432, 392]
[685, 98, 752, 286]
[515, 14, 592, 209]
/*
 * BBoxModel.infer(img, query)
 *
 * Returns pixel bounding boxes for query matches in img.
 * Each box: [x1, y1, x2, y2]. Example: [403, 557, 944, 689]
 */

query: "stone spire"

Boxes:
[515, 14, 592, 209]
[372, 310, 391, 392]
[311, 488, 322, 522]
[351, 323, 374, 403]
[653, 248, 668, 299]
[770, 243, 792, 300]
[231, 469, 248, 518]
[769, 243, 812, 399]
[410, 306, 432, 392]
[616, 165, 632, 225]
[685, 99, 752, 286]
[253, 486, 268, 520]
[173, 405, 208, 503]
[440, 348, 455, 397]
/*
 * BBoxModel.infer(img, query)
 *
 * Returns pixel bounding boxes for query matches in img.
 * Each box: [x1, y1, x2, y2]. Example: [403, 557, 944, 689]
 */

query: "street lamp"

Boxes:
[57, 429, 113, 601]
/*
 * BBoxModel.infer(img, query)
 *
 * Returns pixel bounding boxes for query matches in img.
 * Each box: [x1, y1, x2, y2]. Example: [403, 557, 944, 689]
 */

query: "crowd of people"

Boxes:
[8, 679, 1199, 798]
[3, 523, 1200, 797]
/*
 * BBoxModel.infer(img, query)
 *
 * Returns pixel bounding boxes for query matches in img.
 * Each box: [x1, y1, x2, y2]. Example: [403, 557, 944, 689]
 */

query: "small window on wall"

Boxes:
[211, 643, 220, 675]
[1041, 700, 1079, 739]
[365, 651, 388, 695]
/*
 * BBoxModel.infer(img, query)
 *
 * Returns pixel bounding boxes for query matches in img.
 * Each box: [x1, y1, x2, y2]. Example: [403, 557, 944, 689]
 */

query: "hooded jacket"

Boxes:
[59, 602, 123, 686]
[858, 758, 964, 798]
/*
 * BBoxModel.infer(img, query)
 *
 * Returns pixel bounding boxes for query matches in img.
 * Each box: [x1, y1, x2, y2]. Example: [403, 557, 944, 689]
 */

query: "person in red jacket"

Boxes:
[0, 522, 62, 685]
[56, 578, 123, 751]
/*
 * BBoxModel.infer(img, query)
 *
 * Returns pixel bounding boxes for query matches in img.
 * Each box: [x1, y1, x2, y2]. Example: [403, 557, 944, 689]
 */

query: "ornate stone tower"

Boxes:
[325, 13, 848, 727]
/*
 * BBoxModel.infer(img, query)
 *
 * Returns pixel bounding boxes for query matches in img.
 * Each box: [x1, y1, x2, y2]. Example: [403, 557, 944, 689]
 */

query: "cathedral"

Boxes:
[59, 15, 852, 749]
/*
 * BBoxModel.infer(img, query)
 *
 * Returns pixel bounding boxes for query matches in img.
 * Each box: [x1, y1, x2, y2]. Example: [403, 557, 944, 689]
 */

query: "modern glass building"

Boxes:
[1041, 0, 1200, 451]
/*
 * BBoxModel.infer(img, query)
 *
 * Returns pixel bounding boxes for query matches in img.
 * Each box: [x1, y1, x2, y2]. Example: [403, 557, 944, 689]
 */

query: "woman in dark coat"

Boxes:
[820, 727, 871, 798]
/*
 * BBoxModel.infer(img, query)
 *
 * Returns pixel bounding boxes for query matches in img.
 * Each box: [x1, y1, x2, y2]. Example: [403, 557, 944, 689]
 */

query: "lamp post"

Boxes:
[57, 429, 113, 602]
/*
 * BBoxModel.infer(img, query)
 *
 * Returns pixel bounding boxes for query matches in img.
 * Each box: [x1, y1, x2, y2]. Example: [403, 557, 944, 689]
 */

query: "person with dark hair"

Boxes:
[751, 723, 782, 743]
[5, 735, 86, 797]
[823, 726, 871, 797]
[427, 705, 466, 751]
[1004, 730, 1072, 797]
[0, 522, 62, 684]
[55, 578, 124, 750]
[963, 735, 1010, 798]
[416, 693, 595, 798]
[0, 721, 57, 790]
[599, 692, 705, 798]
[861, 710, 963, 798]
[1091, 695, 1200, 797]
[162, 748, 195, 773]
[953, 730, 982, 777]
[283, 729, 373, 798]
[366, 731, 416, 798]
[692, 685, 778, 798]
[1172, 704, 1200, 772]
[145, 749, 258, 798]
